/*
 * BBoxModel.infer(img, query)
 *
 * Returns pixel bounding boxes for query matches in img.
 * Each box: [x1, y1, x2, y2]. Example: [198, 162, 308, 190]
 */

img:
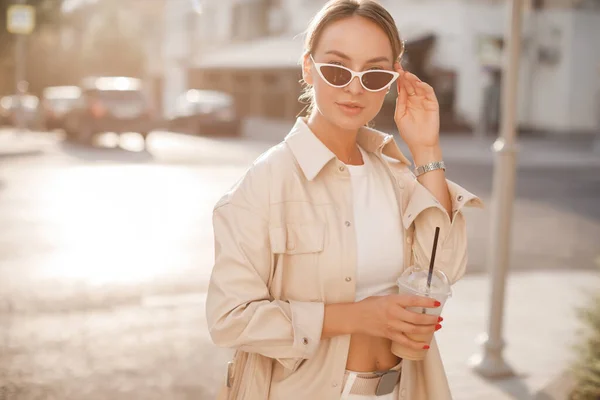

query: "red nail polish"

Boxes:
[438, 317, 444, 322]
[434, 301, 441, 307]
[423, 345, 430, 350]
[435, 324, 442, 331]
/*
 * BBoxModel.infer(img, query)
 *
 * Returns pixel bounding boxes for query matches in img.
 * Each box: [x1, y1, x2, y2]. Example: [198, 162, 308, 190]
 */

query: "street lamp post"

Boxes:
[469, 0, 524, 379]
[7, 0, 35, 133]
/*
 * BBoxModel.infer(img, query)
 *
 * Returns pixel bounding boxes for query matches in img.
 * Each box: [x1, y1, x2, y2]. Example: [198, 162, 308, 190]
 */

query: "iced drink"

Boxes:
[391, 266, 452, 361]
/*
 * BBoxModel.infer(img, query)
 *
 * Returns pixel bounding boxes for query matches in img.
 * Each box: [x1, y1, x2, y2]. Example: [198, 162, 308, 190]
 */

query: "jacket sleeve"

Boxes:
[402, 179, 483, 284]
[206, 199, 325, 368]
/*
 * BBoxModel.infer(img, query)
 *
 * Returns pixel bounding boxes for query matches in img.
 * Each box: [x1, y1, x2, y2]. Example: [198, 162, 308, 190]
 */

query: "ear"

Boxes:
[301, 51, 314, 85]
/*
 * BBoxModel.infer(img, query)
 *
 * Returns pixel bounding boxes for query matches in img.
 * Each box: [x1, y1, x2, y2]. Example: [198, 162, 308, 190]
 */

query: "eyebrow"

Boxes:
[324, 50, 391, 64]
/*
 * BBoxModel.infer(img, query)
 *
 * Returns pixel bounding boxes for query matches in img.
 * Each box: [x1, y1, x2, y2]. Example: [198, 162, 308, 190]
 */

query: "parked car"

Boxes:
[168, 89, 241, 136]
[41, 85, 81, 131]
[0, 94, 43, 129]
[64, 76, 155, 145]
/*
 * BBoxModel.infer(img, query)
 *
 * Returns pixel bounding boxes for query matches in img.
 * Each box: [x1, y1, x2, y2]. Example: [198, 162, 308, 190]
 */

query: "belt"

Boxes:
[342, 361, 402, 396]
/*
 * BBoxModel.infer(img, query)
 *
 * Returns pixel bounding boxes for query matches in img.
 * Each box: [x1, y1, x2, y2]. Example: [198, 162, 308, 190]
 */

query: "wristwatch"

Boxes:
[414, 161, 446, 177]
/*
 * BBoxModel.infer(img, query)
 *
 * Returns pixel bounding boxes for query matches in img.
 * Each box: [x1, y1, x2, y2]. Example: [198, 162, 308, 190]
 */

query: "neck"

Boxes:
[306, 111, 363, 165]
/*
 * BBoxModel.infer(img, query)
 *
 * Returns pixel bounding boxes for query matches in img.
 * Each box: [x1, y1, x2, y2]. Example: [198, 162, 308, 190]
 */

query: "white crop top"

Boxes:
[345, 146, 404, 302]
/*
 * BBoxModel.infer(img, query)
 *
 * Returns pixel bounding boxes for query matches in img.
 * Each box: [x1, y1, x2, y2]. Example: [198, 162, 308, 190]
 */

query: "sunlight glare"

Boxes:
[33, 165, 206, 285]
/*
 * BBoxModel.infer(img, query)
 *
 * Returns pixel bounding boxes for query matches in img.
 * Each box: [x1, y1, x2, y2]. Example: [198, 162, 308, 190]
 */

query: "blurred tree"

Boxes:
[68, 0, 145, 77]
[0, 0, 65, 94]
[0, 0, 64, 55]
[0, 0, 149, 95]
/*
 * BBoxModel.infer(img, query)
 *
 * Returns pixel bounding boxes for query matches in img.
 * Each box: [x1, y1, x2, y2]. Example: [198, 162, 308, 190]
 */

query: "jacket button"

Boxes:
[406, 237, 412, 244]
[400, 388, 406, 398]
[345, 221, 351, 227]
[345, 277, 352, 282]
[339, 166, 345, 172]
[302, 337, 309, 345]
[457, 195, 464, 201]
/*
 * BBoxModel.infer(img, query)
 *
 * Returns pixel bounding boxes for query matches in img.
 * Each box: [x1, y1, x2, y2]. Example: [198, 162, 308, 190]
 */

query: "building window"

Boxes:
[265, 0, 285, 35]
[234, 73, 251, 87]
[231, 4, 243, 40]
[263, 73, 279, 87]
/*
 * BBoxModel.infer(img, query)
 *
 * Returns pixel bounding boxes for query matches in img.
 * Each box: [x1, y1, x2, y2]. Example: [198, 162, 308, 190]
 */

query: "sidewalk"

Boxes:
[438, 269, 597, 399]
[0, 270, 595, 399]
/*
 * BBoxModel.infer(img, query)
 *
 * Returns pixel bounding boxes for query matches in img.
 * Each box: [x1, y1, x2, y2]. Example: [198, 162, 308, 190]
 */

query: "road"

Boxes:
[1, 129, 598, 312]
[0, 128, 598, 399]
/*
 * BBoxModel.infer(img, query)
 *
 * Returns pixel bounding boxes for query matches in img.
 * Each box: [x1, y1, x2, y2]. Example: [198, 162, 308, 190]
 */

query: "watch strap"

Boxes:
[414, 161, 446, 177]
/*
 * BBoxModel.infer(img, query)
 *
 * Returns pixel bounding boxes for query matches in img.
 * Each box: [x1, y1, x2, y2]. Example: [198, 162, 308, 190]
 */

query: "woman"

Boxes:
[206, 1, 482, 399]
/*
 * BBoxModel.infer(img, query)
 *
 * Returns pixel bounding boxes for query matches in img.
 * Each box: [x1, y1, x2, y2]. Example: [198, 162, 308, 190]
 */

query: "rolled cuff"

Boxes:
[290, 300, 325, 358]
[402, 179, 483, 229]
[274, 300, 324, 371]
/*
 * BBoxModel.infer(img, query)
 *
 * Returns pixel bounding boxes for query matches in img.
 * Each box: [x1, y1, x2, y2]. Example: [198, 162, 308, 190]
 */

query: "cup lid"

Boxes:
[397, 266, 452, 296]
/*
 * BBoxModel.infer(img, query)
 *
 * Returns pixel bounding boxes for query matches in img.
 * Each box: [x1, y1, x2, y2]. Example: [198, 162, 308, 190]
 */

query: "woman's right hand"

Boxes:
[354, 294, 442, 350]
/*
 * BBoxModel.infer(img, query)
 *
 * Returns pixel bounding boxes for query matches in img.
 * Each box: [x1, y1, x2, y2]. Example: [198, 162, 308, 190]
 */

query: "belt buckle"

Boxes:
[375, 370, 400, 396]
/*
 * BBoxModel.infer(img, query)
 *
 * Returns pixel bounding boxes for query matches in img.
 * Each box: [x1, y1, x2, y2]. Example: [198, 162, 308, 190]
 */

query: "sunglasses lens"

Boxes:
[319, 65, 352, 87]
[362, 71, 395, 91]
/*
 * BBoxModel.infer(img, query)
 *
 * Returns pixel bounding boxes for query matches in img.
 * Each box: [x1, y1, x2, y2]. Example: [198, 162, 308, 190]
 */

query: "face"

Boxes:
[303, 15, 396, 131]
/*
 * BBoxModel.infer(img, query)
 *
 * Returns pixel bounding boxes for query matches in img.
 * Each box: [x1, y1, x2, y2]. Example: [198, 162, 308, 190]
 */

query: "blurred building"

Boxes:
[162, 0, 600, 135]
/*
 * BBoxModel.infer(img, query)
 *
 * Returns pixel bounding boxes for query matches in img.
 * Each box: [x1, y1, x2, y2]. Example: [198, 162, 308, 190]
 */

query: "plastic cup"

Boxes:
[391, 266, 452, 361]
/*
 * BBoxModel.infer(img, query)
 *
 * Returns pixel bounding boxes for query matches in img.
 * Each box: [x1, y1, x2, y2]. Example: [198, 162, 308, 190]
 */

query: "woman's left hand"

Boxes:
[393, 63, 440, 152]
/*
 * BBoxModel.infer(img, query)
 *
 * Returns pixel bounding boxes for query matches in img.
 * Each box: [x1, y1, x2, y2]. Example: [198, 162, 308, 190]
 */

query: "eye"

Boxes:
[328, 61, 344, 66]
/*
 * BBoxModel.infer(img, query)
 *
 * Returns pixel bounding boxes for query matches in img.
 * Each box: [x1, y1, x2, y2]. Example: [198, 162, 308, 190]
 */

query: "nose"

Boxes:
[345, 75, 364, 95]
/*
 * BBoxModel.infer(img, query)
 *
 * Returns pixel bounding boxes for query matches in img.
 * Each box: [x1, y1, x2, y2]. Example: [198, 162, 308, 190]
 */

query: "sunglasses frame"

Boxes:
[310, 54, 400, 92]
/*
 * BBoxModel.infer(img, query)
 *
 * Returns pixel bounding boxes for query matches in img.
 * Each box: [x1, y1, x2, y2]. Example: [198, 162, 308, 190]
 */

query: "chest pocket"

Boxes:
[270, 223, 325, 254]
[269, 223, 325, 301]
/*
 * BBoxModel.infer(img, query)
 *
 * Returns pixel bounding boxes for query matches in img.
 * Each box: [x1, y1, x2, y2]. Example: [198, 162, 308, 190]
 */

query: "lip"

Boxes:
[336, 102, 364, 116]
[337, 101, 364, 108]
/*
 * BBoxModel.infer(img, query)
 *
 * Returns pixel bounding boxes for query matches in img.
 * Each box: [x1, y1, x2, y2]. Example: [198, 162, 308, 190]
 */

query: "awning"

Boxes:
[194, 35, 305, 70]
[193, 28, 435, 70]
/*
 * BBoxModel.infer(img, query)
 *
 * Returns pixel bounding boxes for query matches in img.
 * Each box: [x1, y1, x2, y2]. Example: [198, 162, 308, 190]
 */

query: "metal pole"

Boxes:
[469, 0, 524, 379]
[14, 0, 27, 134]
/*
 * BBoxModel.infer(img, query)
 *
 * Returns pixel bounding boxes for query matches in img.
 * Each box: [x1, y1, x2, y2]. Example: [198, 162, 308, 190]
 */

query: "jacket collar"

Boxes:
[284, 117, 412, 181]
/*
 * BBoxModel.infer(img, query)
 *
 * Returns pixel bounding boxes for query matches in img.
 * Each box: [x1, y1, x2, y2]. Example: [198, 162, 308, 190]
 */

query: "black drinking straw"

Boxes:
[422, 227, 441, 314]
[427, 227, 441, 291]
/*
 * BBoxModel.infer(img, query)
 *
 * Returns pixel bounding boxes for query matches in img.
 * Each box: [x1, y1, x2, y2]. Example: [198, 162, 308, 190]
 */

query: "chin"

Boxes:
[328, 109, 374, 131]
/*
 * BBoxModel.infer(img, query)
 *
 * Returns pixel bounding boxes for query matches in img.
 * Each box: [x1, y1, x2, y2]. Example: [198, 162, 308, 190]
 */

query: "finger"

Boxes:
[400, 308, 441, 325]
[394, 61, 403, 72]
[395, 294, 441, 309]
[404, 71, 422, 85]
[402, 73, 417, 98]
[404, 72, 422, 94]
[390, 320, 439, 336]
[415, 80, 437, 100]
[396, 70, 405, 96]
[395, 72, 408, 116]
[390, 332, 432, 351]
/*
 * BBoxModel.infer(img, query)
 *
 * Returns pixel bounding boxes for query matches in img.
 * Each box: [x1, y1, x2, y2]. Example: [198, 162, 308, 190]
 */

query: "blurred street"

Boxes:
[0, 124, 599, 399]
[0, 0, 598, 398]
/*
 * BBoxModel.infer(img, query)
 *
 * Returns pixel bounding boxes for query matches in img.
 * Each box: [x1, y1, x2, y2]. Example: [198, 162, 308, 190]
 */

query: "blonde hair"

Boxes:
[298, 0, 405, 116]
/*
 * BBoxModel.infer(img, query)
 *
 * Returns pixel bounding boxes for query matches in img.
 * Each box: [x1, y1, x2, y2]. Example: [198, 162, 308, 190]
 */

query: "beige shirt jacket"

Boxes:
[206, 118, 483, 400]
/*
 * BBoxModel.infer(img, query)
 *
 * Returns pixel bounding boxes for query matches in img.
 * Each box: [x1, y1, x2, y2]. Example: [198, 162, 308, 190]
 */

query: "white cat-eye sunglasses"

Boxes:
[310, 54, 401, 92]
